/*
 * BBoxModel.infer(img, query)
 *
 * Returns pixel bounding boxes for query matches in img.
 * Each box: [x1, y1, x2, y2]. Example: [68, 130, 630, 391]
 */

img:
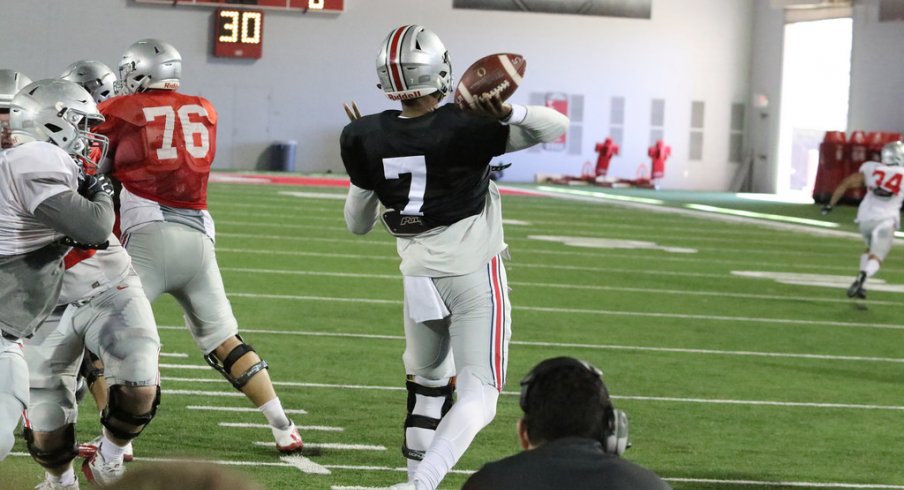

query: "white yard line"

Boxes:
[218, 422, 343, 432]
[162, 389, 245, 397]
[187, 405, 307, 415]
[160, 363, 208, 370]
[280, 454, 331, 474]
[254, 441, 385, 451]
[218, 266, 897, 305]
[159, 352, 189, 358]
[208, 291, 904, 331]
[160, 376, 904, 411]
[156, 326, 904, 364]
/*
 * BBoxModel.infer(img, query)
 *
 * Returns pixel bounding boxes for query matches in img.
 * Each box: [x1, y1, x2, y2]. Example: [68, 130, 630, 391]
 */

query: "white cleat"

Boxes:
[81, 444, 124, 486]
[78, 436, 133, 463]
[272, 420, 304, 454]
[34, 475, 79, 490]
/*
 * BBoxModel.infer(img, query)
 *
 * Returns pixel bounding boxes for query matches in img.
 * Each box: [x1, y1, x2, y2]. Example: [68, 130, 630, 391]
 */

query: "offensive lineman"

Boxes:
[823, 140, 904, 299]
[20, 60, 160, 489]
[0, 78, 115, 460]
[93, 39, 303, 452]
[340, 25, 569, 490]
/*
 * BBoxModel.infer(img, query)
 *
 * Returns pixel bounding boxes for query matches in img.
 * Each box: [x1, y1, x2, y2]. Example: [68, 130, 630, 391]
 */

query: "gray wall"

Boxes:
[849, 0, 904, 133]
[1, 0, 900, 191]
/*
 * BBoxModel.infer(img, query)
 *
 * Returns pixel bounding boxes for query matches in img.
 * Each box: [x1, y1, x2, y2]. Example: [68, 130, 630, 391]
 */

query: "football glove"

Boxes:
[77, 173, 115, 200]
[820, 205, 833, 216]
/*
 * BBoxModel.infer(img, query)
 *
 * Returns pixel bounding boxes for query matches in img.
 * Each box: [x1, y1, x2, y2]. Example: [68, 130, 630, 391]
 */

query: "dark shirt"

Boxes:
[462, 437, 672, 490]
[340, 103, 509, 227]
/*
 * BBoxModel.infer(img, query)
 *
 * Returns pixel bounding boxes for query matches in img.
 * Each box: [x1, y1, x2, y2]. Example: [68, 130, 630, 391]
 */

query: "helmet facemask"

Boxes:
[881, 141, 904, 167]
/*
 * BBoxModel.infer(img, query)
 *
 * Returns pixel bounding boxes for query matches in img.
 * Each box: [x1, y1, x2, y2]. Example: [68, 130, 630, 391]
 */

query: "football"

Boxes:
[454, 53, 526, 107]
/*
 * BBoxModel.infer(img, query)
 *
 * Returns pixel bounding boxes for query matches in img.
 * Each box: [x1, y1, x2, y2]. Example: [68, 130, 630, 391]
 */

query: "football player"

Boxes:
[823, 140, 904, 299]
[0, 78, 115, 461]
[0, 69, 32, 148]
[92, 39, 304, 453]
[340, 25, 569, 490]
[24, 222, 161, 488]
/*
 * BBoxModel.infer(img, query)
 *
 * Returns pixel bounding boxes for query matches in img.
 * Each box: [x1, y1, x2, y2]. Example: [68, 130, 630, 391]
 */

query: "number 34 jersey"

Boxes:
[857, 160, 904, 226]
[95, 91, 218, 210]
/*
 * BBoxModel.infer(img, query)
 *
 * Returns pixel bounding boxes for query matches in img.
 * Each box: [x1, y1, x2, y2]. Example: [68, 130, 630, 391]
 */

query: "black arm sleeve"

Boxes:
[33, 190, 114, 244]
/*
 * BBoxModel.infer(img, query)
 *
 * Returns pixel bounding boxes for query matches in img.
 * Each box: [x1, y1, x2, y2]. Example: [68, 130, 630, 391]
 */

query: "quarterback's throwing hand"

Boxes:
[344, 101, 362, 122]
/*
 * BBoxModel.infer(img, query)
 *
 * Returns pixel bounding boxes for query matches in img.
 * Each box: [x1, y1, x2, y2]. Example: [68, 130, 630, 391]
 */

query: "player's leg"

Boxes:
[405, 255, 511, 490]
[80, 274, 161, 485]
[0, 335, 28, 461]
[22, 306, 83, 488]
[400, 301, 455, 480]
[169, 226, 302, 453]
[78, 349, 108, 411]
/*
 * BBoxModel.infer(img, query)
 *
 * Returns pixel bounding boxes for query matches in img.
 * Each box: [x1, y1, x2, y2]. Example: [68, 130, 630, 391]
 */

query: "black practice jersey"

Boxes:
[340, 103, 509, 227]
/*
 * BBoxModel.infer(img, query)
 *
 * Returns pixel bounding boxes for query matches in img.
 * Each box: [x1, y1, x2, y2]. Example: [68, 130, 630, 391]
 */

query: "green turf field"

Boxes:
[3, 181, 903, 490]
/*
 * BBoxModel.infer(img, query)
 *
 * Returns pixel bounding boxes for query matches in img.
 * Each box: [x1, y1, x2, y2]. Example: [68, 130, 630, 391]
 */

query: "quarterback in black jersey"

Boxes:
[341, 25, 568, 490]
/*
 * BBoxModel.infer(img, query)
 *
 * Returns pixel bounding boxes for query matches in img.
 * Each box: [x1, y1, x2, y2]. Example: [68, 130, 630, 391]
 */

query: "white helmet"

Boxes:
[9, 79, 108, 166]
[118, 38, 181, 95]
[881, 141, 904, 167]
[0, 69, 33, 109]
[376, 25, 452, 101]
[60, 60, 118, 103]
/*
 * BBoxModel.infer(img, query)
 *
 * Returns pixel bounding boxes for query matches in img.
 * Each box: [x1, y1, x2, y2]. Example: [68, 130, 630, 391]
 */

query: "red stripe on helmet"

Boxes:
[387, 25, 412, 93]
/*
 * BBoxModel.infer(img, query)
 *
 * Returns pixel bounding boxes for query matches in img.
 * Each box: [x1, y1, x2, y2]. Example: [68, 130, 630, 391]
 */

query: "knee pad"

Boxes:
[403, 375, 455, 461]
[24, 424, 78, 469]
[101, 385, 160, 441]
[204, 336, 269, 390]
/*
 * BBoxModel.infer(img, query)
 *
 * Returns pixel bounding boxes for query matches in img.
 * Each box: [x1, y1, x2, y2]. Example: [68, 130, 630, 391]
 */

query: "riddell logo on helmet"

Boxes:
[164, 82, 179, 90]
[388, 90, 422, 101]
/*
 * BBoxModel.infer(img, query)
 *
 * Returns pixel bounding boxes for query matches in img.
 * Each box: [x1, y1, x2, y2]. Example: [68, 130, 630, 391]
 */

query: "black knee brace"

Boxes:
[24, 424, 79, 469]
[402, 376, 455, 461]
[79, 349, 104, 387]
[203, 336, 269, 390]
[100, 385, 161, 441]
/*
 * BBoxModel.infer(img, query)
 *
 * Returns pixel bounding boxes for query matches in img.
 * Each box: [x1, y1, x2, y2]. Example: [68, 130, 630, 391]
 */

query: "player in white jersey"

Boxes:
[341, 26, 568, 490]
[24, 235, 160, 489]
[823, 141, 904, 299]
[0, 78, 114, 461]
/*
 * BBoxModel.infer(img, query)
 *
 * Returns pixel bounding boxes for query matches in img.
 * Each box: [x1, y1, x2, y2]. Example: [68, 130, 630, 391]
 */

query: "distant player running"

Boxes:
[823, 140, 904, 299]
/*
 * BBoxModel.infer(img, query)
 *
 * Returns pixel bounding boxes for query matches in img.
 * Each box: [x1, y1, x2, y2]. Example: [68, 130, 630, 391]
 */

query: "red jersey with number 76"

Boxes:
[95, 90, 217, 209]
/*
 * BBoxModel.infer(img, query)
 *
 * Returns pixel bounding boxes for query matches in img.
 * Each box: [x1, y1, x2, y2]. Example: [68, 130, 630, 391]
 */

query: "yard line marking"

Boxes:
[277, 191, 346, 200]
[218, 265, 895, 305]
[218, 247, 397, 262]
[162, 376, 405, 392]
[157, 326, 904, 365]
[159, 352, 189, 358]
[162, 376, 904, 411]
[162, 389, 245, 398]
[160, 363, 208, 370]
[188, 405, 308, 415]
[219, 422, 343, 432]
[663, 477, 904, 488]
[281, 454, 331, 474]
[208, 291, 904, 331]
[219, 232, 393, 247]
[254, 441, 385, 451]
[8, 451, 900, 488]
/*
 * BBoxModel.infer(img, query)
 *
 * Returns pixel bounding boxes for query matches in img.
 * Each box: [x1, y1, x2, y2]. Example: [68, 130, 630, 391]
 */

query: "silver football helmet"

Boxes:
[60, 60, 118, 103]
[376, 25, 452, 101]
[117, 38, 182, 95]
[881, 141, 904, 166]
[8, 79, 108, 166]
[0, 69, 32, 109]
